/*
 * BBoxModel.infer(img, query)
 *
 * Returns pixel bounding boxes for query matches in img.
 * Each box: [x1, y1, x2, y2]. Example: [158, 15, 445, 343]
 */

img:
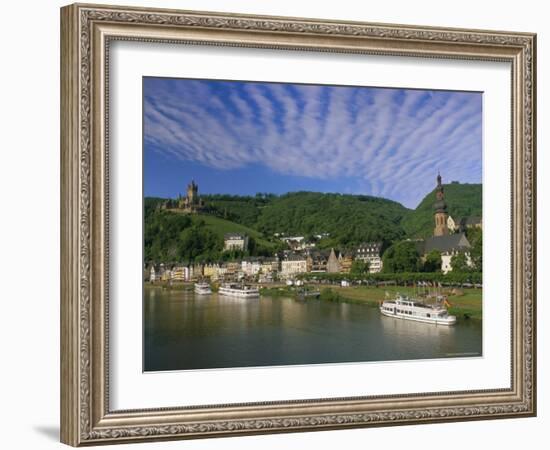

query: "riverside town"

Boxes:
[144, 173, 483, 371]
[146, 175, 481, 287]
[143, 78, 483, 371]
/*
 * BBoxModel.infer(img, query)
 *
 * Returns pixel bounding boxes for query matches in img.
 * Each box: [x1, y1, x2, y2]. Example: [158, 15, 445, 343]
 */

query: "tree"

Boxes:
[305, 233, 319, 244]
[423, 249, 442, 272]
[350, 260, 370, 276]
[450, 252, 470, 273]
[382, 241, 421, 273]
[467, 228, 482, 271]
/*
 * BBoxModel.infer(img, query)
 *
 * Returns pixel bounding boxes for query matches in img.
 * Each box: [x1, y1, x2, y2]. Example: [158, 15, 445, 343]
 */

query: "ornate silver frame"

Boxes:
[60, 3, 536, 446]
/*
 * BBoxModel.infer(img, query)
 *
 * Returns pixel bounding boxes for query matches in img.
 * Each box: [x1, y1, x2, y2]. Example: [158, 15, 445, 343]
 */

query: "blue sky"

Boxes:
[144, 77, 482, 209]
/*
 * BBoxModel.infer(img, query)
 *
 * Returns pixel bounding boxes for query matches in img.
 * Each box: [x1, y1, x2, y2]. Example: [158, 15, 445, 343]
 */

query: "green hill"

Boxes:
[401, 183, 482, 238]
[143, 206, 280, 263]
[201, 194, 273, 228]
[191, 214, 276, 250]
[144, 184, 481, 263]
[255, 192, 409, 247]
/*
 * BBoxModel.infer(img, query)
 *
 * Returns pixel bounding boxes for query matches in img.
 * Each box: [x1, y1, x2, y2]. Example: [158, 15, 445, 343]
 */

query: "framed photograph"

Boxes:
[60, 3, 536, 446]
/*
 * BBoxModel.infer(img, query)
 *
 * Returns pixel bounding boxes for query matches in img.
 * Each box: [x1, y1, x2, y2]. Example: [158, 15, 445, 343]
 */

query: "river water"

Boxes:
[144, 287, 482, 372]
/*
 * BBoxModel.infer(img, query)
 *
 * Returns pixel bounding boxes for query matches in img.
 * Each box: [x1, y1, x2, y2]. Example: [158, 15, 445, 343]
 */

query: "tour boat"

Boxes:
[380, 294, 456, 325]
[194, 282, 212, 295]
[218, 283, 260, 298]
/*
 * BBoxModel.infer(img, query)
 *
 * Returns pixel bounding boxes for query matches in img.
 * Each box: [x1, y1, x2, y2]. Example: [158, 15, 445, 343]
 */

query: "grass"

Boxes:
[260, 286, 300, 298]
[327, 285, 482, 321]
[192, 214, 276, 250]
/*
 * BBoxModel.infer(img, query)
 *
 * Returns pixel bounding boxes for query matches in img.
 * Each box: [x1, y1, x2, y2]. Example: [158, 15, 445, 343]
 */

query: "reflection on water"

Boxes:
[144, 288, 482, 372]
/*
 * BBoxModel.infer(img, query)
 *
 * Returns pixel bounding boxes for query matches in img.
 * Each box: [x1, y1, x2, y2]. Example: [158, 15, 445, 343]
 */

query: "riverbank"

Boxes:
[260, 284, 481, 321]
[146, 282, 482, 321]
[324, 285, 482, 321]
[145, 281, 194, 291]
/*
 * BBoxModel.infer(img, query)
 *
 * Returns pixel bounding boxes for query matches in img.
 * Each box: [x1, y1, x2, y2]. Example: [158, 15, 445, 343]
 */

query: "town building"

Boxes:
[171, 265, 189, 282]
[458, 216, 482, 232]
[338, 251, 354, 273]
[260, 257, 279, 274]
[203, 263, 220, 280]
[281, 254, 308, 278]
[326, 248, 340, 273]
[217, 265, 228, 281]
[223, 232, 249, 252]
[192, 263, 203, 280]
[149, 265, 157, 283]
[307, 250, 329, 273]
[242, 258, 262, 277]
[158, 263, 171, 282]
[222, 261, 241, 281]
[448, 215, 482, 233]
[355, 242, 383, 273]
[420, 234, 472, 274]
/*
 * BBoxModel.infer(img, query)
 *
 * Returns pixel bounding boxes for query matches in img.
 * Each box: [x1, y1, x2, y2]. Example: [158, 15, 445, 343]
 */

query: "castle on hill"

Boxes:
[177, 180, 205, 213]
[160, 179, 206, 214]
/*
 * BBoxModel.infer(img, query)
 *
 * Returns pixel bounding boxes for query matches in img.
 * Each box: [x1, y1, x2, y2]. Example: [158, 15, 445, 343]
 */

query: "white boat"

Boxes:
[380, 294, 456, 325]
[194, 282, 212, 295]
[218, 283, 260, 298]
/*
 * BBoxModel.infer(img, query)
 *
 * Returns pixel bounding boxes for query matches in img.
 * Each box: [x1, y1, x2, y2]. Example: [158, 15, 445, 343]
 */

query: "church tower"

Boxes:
[433, 172, 449, 236]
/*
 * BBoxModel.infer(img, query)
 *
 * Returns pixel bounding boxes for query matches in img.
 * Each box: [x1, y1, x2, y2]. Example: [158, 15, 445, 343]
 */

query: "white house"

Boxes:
[242, 259, 261, 276]
[420, 233, 473, 274]
[281, 254, 308, 278]
[223, 232, 249, 251]
[355, 242, 384, 273]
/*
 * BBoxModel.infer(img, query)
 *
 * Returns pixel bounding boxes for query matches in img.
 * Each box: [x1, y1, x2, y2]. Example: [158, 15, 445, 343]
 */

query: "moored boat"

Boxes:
[218, 283, 260, 298]
[194, 282, 212, 295]
[380, 294, 456, 325]
[295, 289, 321, 300]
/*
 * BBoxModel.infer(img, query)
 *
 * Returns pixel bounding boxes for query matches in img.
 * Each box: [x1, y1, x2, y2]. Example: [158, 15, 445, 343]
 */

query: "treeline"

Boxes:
[381, 228, 482, 274]
[298, 271, 482, 285]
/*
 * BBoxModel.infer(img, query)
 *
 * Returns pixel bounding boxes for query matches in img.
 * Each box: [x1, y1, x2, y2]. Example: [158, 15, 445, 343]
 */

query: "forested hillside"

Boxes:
[401, 183, 482, 238]
[144, 183, 482, 263]
[255, 192, 408, 248]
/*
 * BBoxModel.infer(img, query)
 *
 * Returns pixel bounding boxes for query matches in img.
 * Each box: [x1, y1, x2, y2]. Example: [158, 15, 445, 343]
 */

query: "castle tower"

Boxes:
[433, 172, 449, 237]
[187, 180, 198, 206]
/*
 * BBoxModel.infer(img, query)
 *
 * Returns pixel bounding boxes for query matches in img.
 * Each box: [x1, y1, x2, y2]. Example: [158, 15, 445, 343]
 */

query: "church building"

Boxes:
[418, 173, 473, 273]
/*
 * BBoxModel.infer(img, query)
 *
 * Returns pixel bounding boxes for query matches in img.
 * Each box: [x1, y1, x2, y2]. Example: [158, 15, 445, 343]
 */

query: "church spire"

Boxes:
[433, 172, 449, 236]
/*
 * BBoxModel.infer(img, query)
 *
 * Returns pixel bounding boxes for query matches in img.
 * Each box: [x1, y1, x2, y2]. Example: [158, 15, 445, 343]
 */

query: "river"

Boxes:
[144, 287, 482, 372]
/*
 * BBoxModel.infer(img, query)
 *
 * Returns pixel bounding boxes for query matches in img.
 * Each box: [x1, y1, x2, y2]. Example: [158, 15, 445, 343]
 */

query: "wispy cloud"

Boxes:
[144, 78, 482, 208]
